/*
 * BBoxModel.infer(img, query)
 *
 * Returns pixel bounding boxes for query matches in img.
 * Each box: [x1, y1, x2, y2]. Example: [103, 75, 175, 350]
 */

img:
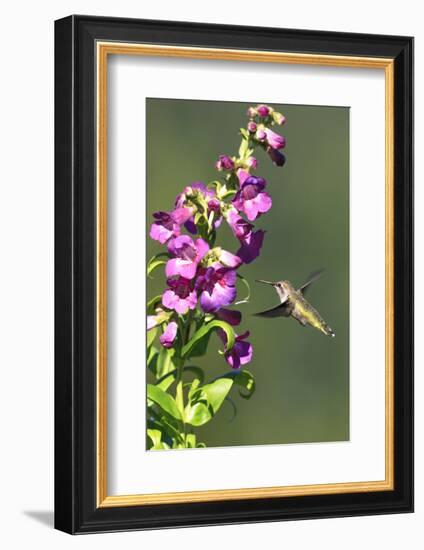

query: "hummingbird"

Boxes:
[254, 270, 335, 337]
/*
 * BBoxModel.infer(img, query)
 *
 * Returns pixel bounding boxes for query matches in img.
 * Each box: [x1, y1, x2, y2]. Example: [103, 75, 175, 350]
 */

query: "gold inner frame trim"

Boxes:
[96, 42, 395, 508]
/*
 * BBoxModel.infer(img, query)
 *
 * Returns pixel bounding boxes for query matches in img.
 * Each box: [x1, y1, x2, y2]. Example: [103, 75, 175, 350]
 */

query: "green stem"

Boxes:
[175, 310, 194, 447]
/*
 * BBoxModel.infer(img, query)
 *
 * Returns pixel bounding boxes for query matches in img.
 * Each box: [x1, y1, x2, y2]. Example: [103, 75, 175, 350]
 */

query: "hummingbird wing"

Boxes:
[298, 269, 325, 295]
[254, 302, 291, 318]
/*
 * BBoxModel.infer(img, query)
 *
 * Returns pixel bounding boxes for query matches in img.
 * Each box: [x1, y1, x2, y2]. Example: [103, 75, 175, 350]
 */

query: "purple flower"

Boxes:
[159, 321, 178, 348]
[237, 169, 250, 186]
[256, 104, 270, 117]
[149, 207, 193, 244]
[236, 229, 265, 264]
[196, 265, 237, 313]
[233, 176, 272, 221]
[216, 155, 235, 171]
[216, 308, 242, 326]
[162, 276, 197, 314]
[219, 330, 253, 369]
[264, 128, 286, 150]
[226, 208, 254, 240]
[166, 235, 209, 280]
[267, 146, 286, 167]
[225, 209, 265, 264]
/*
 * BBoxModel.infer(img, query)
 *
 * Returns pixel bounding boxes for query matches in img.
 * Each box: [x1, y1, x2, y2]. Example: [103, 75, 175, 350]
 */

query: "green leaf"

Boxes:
[147, 407, 184, 445]
[156, 346, 176, 378]
[147, 253, 170, 278]
[188, 377, 201, 400]
[156, 369, 177, 392]
[184, 402, 211, 427]
[175, 381, 185, 420]
[185, 433, 197, 448]
[147, 327, 157, 348]
[185, 377, 234, 427]
[239, 137, 249, 158]
[200, 378, 233, 414]
[239, 127, 250, 140]
[147, 384, 181, 420]
[155, 366, 205, 392]
[147, 428, 162, 448]
[147, 295, 162, 314]
[235, 273, 251, 305]
[182, 320, 235, 359]
[217, 369, 256, 400]
[147, 346, 159, 376]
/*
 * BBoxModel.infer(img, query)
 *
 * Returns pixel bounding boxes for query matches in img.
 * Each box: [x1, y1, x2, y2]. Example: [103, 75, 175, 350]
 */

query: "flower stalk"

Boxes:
[147, 104, 287, 450]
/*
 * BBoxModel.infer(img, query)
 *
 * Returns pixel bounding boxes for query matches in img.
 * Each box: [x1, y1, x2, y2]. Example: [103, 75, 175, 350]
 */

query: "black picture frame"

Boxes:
[55, 14, 413, 534]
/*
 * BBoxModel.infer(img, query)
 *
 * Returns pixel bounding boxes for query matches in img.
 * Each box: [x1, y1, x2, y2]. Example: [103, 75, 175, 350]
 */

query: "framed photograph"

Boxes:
[54, 15, 413, 534]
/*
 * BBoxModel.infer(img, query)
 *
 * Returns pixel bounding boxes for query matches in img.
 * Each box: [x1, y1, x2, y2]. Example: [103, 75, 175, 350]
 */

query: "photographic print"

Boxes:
[146, 99, 349, 450]
[55, 17, 413, 532]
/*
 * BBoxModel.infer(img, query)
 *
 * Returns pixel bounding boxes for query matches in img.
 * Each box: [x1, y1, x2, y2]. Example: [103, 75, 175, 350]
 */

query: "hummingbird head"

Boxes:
[256, 279, 291, 302]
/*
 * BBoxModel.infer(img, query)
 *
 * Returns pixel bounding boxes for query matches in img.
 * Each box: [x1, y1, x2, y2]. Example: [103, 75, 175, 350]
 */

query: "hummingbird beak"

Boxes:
[256, 279, 276, 286]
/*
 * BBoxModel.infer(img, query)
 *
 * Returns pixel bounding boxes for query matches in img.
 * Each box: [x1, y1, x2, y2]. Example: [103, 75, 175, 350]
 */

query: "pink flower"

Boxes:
[233, 176, 272, 221]
[149, 207, 193, 244]
[225, 208, 265, 264]
[162, 277, 198, 314]
[166, 235, 209, 280]
[218, 330, 253, 369]
[159, 321, 178, 348]
[264, 128, 286, 150]
[195, 266, 237, 313]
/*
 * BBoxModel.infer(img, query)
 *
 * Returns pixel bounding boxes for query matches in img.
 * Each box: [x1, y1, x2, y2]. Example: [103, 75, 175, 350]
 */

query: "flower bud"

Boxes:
[247, 106, 257, 117]
[256, 104, 271, 117]
[272, 111, 286, 125]
[267, 146, 286, 167]
[215, 155, 235, 171]
[217, 248, 242, 268]
[255, 128, 267, 142]
[246, 157, 258, 170]
[247, 121, 257, 133]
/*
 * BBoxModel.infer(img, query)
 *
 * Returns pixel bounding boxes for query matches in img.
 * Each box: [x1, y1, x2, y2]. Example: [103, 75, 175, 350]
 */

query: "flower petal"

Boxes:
[216, 308, 242, 326]
[149, 222, 173, 244]
[172, 206, 193, 225]
[219, 249, 242, 268]
[159, 321, 178, 348]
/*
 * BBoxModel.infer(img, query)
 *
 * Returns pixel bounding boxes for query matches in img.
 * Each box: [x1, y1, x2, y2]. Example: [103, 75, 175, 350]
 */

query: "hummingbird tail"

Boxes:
[324, 325, 336, 338]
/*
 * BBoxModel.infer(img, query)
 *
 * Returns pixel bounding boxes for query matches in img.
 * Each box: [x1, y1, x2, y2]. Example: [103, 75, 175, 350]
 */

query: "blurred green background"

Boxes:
[146, 98, 349, 447]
